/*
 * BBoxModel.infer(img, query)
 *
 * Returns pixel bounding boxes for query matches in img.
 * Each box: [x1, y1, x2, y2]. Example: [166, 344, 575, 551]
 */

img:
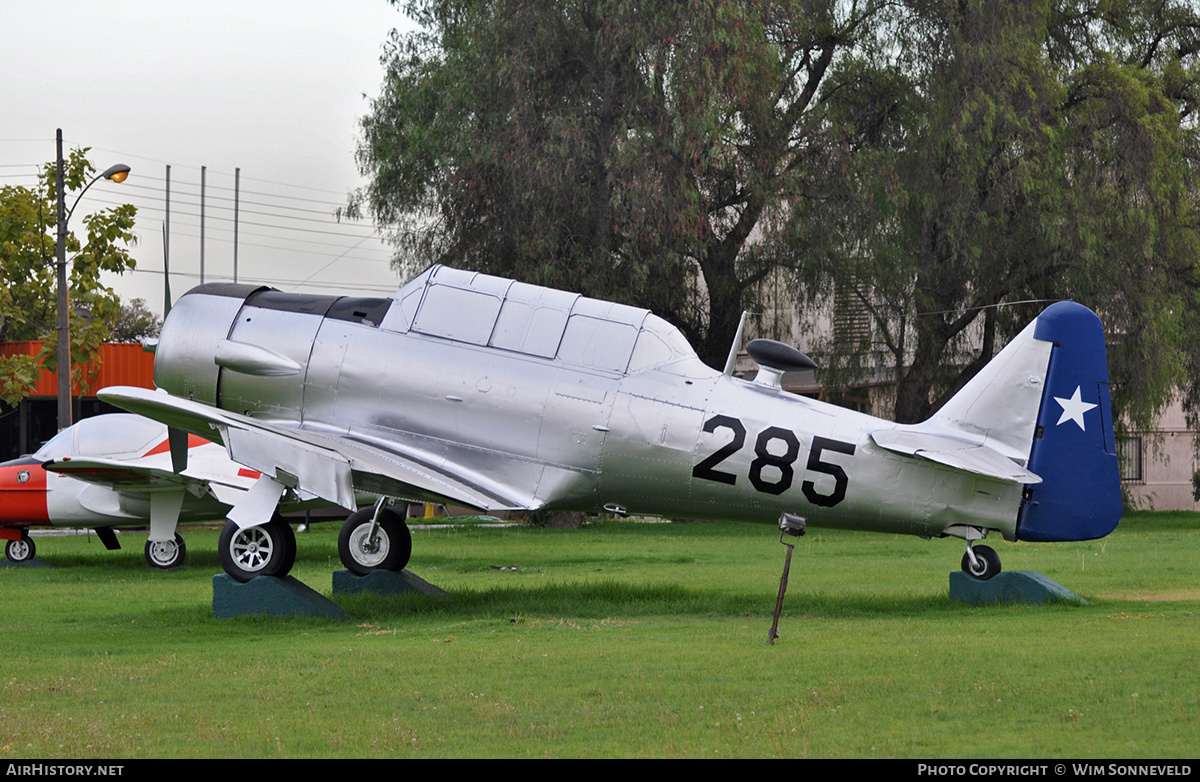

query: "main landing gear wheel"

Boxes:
[961, 544, 1002, 580]
[145, 533, 187, 569]
[218, 516, 297, 582]
[338, 506, 412, 576]
[5, 535, 34, 563]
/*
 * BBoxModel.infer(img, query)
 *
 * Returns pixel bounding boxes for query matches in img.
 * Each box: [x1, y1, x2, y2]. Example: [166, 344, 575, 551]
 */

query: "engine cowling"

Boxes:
[154, 285, 393, 421]
[154, 284, 269, 407]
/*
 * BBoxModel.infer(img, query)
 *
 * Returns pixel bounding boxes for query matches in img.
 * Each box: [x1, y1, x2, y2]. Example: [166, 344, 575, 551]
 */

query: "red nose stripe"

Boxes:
[0, 464, 49, 523]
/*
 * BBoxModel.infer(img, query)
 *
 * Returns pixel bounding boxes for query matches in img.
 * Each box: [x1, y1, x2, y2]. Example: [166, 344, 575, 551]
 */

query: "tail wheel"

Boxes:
[145, 533, 187, 569]
[338, 507, 411, 576]
[218, 516, 296, 582]
[5, 535, 34, 563]
[961, 544, 1002, 580]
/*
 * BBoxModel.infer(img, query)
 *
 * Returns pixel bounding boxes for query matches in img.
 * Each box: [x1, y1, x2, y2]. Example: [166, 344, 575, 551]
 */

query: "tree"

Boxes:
[0, 148, 138, 406]
[354, 0, 1200, 429]
[792, 0, 1200, 424]
[350, 0, 890, 367]
[110, 298, 162, 343]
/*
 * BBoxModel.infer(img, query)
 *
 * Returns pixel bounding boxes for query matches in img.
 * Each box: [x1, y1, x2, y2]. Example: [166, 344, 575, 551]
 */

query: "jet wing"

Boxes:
[42, 451, 269, 511]
[98, 386, 540, 513]
[44, 457, 217, 489]
[870, 429, 1042, 485]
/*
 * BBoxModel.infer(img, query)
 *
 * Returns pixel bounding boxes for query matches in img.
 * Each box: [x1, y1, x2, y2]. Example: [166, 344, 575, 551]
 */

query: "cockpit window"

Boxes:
[556, 316, 640, 373]
[33, 429, 74, 460]
[413, 284, 503, 345]
[488, 281, 577, 358]
[34, 415, 166, 460]
[383, 265, 687, 375]
[75, 416, 165, 458]
[380, 267, 434, 333]
[627, 314, 698, 372]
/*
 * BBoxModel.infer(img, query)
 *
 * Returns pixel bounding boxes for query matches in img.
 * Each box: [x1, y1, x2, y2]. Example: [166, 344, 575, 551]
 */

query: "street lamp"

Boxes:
[54, 128, 131, 431]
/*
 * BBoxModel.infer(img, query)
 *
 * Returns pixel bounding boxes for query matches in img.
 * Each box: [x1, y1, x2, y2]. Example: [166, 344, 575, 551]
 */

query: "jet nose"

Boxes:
[0, 458, 49, 523]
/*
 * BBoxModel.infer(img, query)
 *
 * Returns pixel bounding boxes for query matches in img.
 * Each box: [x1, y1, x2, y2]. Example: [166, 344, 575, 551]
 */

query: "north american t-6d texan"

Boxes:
[100, 265, 1121, 584]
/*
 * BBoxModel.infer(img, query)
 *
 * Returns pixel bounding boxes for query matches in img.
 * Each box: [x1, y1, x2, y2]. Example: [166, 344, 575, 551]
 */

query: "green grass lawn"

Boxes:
[0, 512, 1196, 758]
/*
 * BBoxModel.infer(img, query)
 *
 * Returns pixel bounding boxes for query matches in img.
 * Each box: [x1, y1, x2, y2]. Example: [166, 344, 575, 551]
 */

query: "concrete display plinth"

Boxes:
[213, 574, 346, 620]
[950, 570, 1088, 606]
[332, 568, 450, 598]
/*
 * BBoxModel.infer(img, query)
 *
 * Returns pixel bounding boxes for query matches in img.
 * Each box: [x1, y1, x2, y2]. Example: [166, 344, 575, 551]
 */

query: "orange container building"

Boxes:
[0, 341, 156, 459]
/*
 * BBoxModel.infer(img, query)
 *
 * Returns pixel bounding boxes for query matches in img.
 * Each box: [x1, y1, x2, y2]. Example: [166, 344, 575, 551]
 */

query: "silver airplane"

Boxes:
[99, 265, 1121, 583]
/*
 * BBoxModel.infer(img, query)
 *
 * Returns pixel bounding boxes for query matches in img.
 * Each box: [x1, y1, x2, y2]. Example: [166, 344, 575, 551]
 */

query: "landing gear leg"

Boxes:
[961, 543, 1002, 580]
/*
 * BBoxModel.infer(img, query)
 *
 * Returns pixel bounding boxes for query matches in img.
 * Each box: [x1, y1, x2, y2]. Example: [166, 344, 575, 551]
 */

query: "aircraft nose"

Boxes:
[0, 458, 49, 522]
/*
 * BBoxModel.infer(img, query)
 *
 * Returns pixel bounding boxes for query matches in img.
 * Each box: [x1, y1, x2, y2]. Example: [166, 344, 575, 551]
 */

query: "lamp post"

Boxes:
[55, 128, 130, 432]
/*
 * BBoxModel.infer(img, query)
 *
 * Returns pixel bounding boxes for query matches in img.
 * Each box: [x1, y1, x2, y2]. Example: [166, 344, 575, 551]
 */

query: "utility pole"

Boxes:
[200, 165, 206, 284]
[234, 167, 240, 283]
[164, 164, 172, 313]
[54, 129, 69, 431]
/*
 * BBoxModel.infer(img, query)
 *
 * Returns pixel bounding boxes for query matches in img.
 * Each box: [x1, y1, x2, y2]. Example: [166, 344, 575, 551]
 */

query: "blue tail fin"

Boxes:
[1015, 302, 1122, 542]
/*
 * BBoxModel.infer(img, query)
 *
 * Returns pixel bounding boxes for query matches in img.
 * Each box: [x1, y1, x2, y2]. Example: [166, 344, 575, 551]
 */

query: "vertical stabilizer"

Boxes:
[931, 317, 1052, 465]
[1016, 302, 1121, 541]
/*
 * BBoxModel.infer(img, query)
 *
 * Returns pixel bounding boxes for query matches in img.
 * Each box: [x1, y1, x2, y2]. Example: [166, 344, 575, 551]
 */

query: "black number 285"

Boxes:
[692, 415, 856, 507]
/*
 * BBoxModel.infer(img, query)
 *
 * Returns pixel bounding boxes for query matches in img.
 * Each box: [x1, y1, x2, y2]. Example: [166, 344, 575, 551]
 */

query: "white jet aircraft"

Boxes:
[0, 413, 328, 568]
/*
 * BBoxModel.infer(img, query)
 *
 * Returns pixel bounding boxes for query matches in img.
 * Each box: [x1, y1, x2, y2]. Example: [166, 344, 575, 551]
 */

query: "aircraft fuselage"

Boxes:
[149, 268, 1023, 541]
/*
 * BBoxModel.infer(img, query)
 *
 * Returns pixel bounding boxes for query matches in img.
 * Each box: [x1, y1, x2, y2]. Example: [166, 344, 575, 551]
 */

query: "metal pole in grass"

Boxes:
[770, 513, 806, 644]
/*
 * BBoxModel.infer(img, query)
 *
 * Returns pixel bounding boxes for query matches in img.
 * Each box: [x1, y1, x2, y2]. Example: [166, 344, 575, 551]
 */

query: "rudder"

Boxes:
[1015, 302, 1122, 542]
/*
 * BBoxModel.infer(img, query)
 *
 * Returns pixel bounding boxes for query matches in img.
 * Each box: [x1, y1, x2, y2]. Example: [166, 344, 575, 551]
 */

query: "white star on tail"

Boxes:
[1054, 385, 1097, 431]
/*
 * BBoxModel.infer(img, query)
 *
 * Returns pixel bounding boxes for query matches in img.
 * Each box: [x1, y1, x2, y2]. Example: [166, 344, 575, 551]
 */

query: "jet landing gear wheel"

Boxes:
[218, 516, 297, 582]
[145, 533, 187, 569]
[5, 535, 34, 563]
[338, 506, 411, 576]
[961, 544, 1002, 580]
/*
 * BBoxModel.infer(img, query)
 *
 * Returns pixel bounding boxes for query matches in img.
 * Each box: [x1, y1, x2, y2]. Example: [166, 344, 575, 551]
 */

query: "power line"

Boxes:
[116, 181, 360, 218]
[3, 156, 372, 213]
[79, 191, 387, 238]
[118, 174, 355, 209]
[87, 147, 362, 200]
[124, 265, 400, 294]
[165, 228, 394, 259]
[2, 154, 404, 293]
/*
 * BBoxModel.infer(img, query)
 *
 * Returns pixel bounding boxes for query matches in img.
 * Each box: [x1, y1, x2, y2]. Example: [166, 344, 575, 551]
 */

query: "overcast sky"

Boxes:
[1, 0, 416, 314]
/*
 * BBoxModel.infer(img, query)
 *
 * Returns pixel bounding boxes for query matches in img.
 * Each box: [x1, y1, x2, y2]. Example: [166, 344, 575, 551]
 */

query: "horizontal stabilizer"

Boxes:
[870, 429, 1041, 484]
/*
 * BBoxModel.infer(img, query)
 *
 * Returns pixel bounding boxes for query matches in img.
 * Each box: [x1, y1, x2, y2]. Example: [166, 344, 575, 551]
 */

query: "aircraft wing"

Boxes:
[98, 386, 539, 514]
[43, 457, 219, 490]
[870, 429, 1042, 485]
